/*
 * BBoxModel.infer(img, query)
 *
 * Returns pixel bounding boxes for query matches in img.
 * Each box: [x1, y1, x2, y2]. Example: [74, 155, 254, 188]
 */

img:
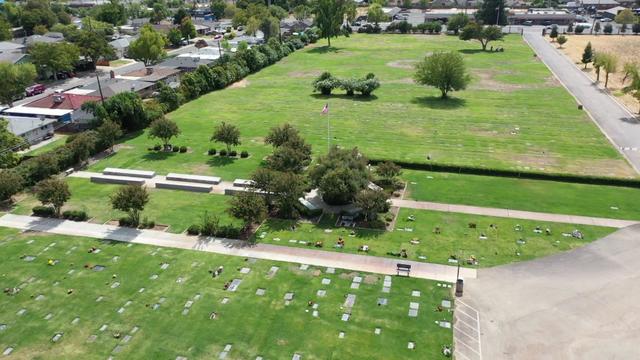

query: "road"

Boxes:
[461, 223, 640, 359]
[523, 29, 640, 173]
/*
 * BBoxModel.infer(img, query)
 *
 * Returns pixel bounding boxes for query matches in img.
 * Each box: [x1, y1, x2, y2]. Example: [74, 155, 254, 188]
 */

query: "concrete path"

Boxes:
[523, 31, 640, 173]
[461, 223, 640, 359]
[392, 199, 638, 228]
[0, 214, 476, 282]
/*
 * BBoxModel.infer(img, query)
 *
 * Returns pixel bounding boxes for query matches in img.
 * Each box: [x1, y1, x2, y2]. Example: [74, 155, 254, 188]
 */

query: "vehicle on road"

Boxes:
[25, 84, 46, 97]
[600, 18, 612, 22]
[523, 20, 534, 26]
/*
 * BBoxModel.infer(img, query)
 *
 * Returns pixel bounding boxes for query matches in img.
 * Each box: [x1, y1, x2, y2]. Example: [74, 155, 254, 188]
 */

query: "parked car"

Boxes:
[213, 34, 223, 40]
[523, 20, 534, 26]
[43, 133, 54, 140]
[600, 18, 612, 22]
[25, 84, 46, 97]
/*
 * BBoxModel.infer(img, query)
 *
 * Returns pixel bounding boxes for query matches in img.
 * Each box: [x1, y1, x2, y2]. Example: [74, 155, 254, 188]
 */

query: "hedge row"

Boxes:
[185, 223, 241, 238]
[180, 34, 317, 101]
[368, 158, 640, 189]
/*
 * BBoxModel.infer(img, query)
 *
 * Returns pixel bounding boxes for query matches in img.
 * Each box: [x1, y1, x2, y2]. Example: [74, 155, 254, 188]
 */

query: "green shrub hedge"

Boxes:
[32, 206, 56, 218]
[62, 210, 88, 221]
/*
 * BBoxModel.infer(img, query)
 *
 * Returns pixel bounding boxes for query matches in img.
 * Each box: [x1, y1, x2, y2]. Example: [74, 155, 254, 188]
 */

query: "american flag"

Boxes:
[321, 103, 329, 114]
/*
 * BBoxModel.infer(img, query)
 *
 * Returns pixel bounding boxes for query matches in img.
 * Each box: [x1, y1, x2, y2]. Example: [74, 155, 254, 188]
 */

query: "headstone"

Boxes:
[23, 255, 36, 262]
[256, 357, 263, 360]
[125, 300, 132, 307]
[159, 297, 167, 303]
[312, 310, 318, 317]
[224, 344, 232, 352]
[411, 290, 421, 297]
[228, 279, 242, 292]
[256, 288, 266, 296]
[353, 276, 363, 283]
[117, 307, 125, 314]
[123, 335, 132, 343]
[377, 298, 388, 306]
[161, 263, 170, 270]
[176, 277, 184, 283]
[326, 267, 335, 274]
[267, 266, 279, 277]
[150, 274, 158, 280]
[193, 293, 201, 301]
[71, 317, 80, 325]
[182, 308, 189, 315]
[321, 278, 331, 285]
[383, 280, 392, 287]
[409, 302, 419, 310]
[408, 342, 415, 350]
[112, 256, 119, 262]
[99, 324, 108, 332]
[292, 353, 301, 360]
[441, 300, 451, 308]
[221, 297, 229, 304]
[350, 283, 360, 289]
[110, 282, 120, 289]
[344, 294, 356, 308]
[438, 321, 451, 329]
[27, 239, 34, 244]
[35, 294, 45, 301]
[3, 347, 14, 355]
[130, 326, 139, 334]
[374, 327, 381, 335]
[176, 357, 188, 360]
[67, 269, 75, 275]
[86, 334, 97, 342]
[51, 333, 63, 342]
[139, 287, 145, 293]
[239, 267, 251, 274]
[382, 287, 390, 293]
[184, 300, 194, 308]
[316, 290, 326, 297]
[44, 313, 53, 320]
[152, 303, 160, 310]
[113, 345, 123, 354]
[312, 303, 319, 309]
[284, 292, 294, 301]
[93, 265, 105, 271]
[408, 309, 418, 317]
[16, 309, 26, 316]
[299, 264, 309, 270]
[341, 313, 350, 321]
[338, 331, 345, 338]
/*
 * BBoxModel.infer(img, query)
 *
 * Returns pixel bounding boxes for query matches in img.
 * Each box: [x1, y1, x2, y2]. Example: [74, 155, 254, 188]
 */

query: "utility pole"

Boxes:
[96, 73, 105, 103]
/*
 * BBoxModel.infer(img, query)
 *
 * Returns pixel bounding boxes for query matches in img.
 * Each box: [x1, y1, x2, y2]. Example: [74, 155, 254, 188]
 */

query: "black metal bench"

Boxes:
[397, 263, 411, 277]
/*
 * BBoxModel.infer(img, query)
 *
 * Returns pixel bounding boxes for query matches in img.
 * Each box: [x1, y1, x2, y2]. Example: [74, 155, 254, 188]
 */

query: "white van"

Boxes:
[575, 22, 592, 29]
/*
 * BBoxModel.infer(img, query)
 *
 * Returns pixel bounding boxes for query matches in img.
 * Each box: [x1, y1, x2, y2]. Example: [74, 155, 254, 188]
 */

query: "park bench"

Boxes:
[397, 263, 411, 277]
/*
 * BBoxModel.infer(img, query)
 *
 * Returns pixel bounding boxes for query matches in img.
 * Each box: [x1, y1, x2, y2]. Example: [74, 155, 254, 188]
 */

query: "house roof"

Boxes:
[17, 34, 64, 46]
[4, 115, 57, 136]
[25, 93, 101, 110]
[0, 51, 28, 64]
[581, 0, 619, 4]
[80, 77, 155, 98]
[109, 38, 131, 49]
[0, 41, 25, 52]
[120, 67, 181, 82]
[603, 5, 628, 13]
[159, 55, 215, 69]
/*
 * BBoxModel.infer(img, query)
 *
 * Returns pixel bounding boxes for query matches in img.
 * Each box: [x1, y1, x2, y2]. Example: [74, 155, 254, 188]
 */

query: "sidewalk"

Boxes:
[0, 214, 476, 282]
[392, 199, 638, 228]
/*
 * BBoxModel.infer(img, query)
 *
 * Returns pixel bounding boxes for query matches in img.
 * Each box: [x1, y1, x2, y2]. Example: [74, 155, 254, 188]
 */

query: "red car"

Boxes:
[25, 84, 46, 97]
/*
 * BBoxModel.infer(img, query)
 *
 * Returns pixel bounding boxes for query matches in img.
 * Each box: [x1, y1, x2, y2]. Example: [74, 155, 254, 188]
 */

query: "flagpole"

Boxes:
[327, 109, 330, 152]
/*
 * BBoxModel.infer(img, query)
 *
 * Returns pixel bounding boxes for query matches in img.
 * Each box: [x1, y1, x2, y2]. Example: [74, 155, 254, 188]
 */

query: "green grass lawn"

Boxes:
[24, 135, 68, 157]
[11, 178, 239, 233]
[0, 227, 453, 359]
[402, 169, 640, 220]
[89, 34, 632, 180]
[255, 208, 615, 268]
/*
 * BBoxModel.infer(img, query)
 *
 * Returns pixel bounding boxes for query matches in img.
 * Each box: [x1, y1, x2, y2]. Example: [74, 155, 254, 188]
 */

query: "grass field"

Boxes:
[11, 178, 239, 233]
[90, 34, 632, 179]
[24, 135, 68, 157]
[255, 208, 614, 268]
[402, 169, 640, 220]
[0, 227, 453, 359]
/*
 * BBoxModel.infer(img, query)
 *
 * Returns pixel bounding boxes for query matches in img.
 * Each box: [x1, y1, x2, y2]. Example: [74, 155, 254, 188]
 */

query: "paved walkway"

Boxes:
[462, 223, 640, 359]
[0, 214, 476, 282]
[392, 199, 638, 228]
[523, 30, 640, 173]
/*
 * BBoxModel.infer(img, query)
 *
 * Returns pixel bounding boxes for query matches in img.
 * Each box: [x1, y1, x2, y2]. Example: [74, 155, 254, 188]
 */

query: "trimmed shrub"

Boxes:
[240, 150, 249, 158]
[229, 150, 237, 157]
[574, 25, 585, 34]
[208, 148, 217, 155]
[153, 144, 162, 151]
[340, 78, 359, 96]
[119, 217, 133, 227]
[62, 210, 88, 221]
[219, 149, 228, 156]
[313, 72, 339, 95]
[172, 146, 179, 152]
[33, 206, 56, 218]
[215, 225, 241, 238]
[179, 146, 188, 153]
[187, 224, 200, 235]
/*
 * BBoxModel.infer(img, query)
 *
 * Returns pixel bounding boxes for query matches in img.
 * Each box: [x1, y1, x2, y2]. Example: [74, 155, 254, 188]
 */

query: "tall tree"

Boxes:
[128, 24, 166, 65]
[475, 0, 507, 25]
[110, 185, 149, 226]
[210, 0, 226, 19]
[29, 42, 80, 80]
[614, 8, 638, 26]
[459, 23, 504, 51]
[35, 178, 70, 217]
[602, 53, 617, 88]
[309, 146, 370, 205]
[148, 117, 181, 147]
[76, 30, 116, 68]
[581, 42, 593, 69]
[367, 3, 387, 26]
[0, 170, 24, 202]
[623, 68, 640, 114]
[228, 191, 268, 231]
[96, 119, 122, 152]
[355, 189, 390, 222]
[93, 0, 127, 26]
[414, 51, 470, 99]
[85, 92, 149, 131]
[0, 18, 13, 41]
[211, 122, 241, 151]
[151, 3, 170, 24]
[0, 118, 26, 168]
[447, 13, 469, 35]
[375, 161, 401, 185]
[312, 0, 347, 47]
[0, 62, 37, 107]
[180, 16, 196, 39]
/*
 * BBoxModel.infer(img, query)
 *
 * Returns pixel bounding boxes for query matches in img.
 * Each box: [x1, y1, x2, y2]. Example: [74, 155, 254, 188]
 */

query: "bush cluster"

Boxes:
[32, 206, 55, 218]
[357, 24, 382, 33]
[313, 72, 380, 96]
[62, 210, 88, 221]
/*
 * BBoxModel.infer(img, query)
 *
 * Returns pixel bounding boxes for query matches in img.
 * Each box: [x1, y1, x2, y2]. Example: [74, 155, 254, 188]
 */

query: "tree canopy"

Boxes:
[475, 0, 507, 25]
[311, 0, 348, 47]
[0, 118, 27, 168]
[35, 178, 70, 217]
[0, 62, 36, 107]
[110, 185, 149, 226]
[459, 23, 504, 51]
[148, 117, 181, 147]
[414, 51, 470, 99]
[29, 42, 80, 80]
[211, 122, 241, 151]
[128, 24, 166, 66]
[309, 146, 370, 205]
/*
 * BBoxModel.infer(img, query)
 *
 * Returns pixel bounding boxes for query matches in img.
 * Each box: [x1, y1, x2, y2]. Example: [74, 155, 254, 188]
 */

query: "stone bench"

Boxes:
[155, 180, 213, 193]
[103, 167, 156, 178]
[233, 179, 255, 188]
[90, 175, 146, 186]
[166, 173, 221, 185]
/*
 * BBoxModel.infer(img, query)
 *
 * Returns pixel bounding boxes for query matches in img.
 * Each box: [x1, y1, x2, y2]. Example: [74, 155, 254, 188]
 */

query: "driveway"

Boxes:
[461, 224, 640, 359]
[523, 30, 640, 173]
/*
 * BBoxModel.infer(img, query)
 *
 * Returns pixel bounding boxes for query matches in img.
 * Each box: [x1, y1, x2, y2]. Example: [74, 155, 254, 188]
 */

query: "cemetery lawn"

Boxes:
[255, 208, 615, 268]
[0, 227, 453, 359]
[402, 169, 640, 220]
[11, 177, 240, 234]
[89, 34, 633, 180]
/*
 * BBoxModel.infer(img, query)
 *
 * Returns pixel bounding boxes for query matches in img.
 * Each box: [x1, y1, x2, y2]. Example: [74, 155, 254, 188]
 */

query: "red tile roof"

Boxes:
[26, 93, 102, 110]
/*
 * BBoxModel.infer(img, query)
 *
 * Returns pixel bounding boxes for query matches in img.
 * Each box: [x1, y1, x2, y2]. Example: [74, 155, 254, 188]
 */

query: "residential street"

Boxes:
[523, 29, 640, 173]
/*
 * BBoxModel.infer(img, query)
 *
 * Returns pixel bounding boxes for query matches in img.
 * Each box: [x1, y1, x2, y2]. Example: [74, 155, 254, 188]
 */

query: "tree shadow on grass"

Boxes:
[411, 96, 466, 109]
[142, 151, 177, 161]
[307, 46, 342, 54]
[458, 49, 487, 54]
[310, 93, 379, 102]
[206, 155, 236, 168]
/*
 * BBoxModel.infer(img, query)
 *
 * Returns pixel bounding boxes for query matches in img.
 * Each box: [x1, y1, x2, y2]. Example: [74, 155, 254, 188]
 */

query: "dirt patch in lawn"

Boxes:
[470, 70, 527, 92]
[386, 59, 418, 69]
[229, 79, 249, 88]
[551, 35, 640, 114]
[384, 77, 415, 84]
[567, 158, 638, 178]
[288, 70, 323, 78]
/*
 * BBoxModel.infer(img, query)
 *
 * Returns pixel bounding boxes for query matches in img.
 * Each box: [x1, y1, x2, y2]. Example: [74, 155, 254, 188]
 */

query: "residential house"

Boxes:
[0, 41, 28, 65]
[280, 19, 313, 35]
[508, 8, 576, 25]
[1, 92, 101, 125]
[601, 6, 629, 19]
[158, 55, 216, 72]
[109, 37, 134, 58]
[119, 66, 182, 89]
[581, 0, 620, 10]
[4, 115, 56, 145]
[78, 75, 156, 99]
